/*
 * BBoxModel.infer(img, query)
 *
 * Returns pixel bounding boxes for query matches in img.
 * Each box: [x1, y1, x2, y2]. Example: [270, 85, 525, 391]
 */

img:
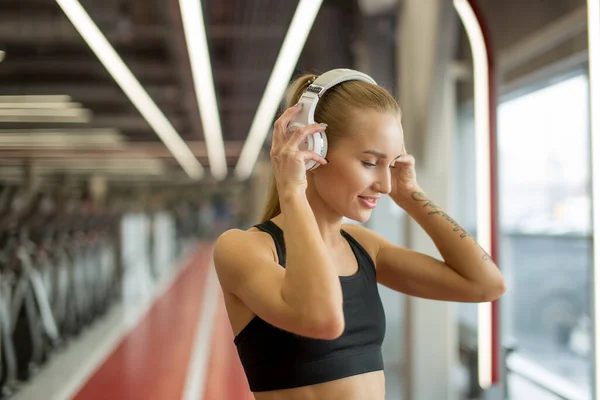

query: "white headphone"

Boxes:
[288, 68, 377, 171]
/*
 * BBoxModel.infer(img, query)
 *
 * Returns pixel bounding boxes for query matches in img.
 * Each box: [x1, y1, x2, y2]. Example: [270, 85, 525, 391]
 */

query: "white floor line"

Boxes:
[182, 261, 220, 400]
[11, 246, 200, 400]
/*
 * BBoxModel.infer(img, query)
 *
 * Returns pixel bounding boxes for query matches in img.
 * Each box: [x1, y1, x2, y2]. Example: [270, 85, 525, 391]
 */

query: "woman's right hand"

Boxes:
[270, 103, 328, 194]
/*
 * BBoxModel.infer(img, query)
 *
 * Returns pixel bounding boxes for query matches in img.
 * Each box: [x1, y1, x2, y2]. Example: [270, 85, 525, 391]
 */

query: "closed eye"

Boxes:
[362, 161, 398, 169]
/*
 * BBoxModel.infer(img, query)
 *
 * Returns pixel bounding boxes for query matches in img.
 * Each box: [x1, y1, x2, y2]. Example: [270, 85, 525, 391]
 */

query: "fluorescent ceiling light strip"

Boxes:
[0, 135, 120, 141]
[14, 160, 166, 172]
[55, 0, 204, 180]
[0, 128, 123, 136]
[0, 95, 72, 103]
[0, 143, 126, 149]
[0, 130, 125, 147]
[0, 115, 91, 123]
[0, 109, 89, 117]
[38, 167, 165, 175]
[587, 0, 600, 399]
[454, 0, 493, 390]
[179, 0, 227, 181]
[0, 136, 123, 144]
[41, 165, 164, 172]
[0, 161, 162, 168]
[234, 0, 323, 180]
[42, 159, 163, 168]
[0, 167, 23, 175]
[0, 102, 83, 109]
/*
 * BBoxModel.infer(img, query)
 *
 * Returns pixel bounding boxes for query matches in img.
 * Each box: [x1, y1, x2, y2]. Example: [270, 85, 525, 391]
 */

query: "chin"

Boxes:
[346, 209, 372, 224]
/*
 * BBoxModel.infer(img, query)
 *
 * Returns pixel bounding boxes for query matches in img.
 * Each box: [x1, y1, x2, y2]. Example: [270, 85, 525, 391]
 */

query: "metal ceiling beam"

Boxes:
[0, 157, 163, 167]
[0, 114, 186, 133]
[208, 25, 289, 39]
[85, 114, 184, 132]
[357, 0, 399, 15]
[0, 14, 287, 44]
[0, 83, 181, 97]
[0, 151, 239, 164]
[0, 88, 255, 140]
[0, 163, 167, 176]
[0, 141, 244, 158]
[213, 68, 273, 82]
[0, 84, 181, 104]
[0, 82, 266, 105]
[0, 59, 173, 82]
[498, 5, 587, 72]
[0, 167, 166, 178]
[0, 16, 167, 46]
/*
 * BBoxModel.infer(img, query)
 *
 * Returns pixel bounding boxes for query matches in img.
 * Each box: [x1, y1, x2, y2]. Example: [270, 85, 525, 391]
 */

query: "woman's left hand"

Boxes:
[390, 153, 420, 204]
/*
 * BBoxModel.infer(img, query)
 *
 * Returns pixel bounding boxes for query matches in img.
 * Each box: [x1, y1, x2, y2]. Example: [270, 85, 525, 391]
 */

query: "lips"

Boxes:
[358, 196, 380, 209]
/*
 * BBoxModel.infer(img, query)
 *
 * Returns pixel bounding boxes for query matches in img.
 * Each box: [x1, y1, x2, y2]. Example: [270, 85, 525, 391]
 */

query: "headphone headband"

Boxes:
[304, 68, 377, 98]
[290, 68, 377, 171]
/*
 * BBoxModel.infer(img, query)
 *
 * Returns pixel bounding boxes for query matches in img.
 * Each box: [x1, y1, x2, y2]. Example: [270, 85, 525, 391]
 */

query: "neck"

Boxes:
[305, 186, 343, 246]
[273, 182, 344, 247]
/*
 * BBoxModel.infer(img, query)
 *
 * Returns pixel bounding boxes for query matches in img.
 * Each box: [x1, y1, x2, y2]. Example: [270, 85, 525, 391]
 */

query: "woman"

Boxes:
[214, 69, 506, 400]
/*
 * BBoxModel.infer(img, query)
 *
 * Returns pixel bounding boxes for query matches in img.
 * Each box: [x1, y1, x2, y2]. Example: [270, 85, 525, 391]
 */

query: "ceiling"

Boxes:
[0, 0, 589, 188]
[0, 0, 361, 186]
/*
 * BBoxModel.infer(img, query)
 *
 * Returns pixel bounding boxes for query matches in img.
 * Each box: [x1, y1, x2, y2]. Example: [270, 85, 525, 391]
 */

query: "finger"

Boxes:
[271, 104, 303, 150]
[298, 150, 328, 166]
[396, 154, 415, 164]
[288, 122, 327, 148]
[274, 103, 304, 135]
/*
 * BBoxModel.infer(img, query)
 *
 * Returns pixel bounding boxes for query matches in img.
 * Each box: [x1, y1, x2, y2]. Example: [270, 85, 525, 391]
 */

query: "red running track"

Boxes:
[72, 243, 253, 400]
[203, 295, 254, 400]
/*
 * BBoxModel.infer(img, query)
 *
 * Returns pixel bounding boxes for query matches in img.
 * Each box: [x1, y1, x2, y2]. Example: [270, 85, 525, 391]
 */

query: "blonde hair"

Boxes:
[260, 72, 401, 223]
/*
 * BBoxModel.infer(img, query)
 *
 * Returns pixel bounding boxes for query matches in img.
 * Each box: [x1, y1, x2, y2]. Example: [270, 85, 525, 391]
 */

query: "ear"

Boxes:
[308, 162, 327, 174]
[306, 165, 323, 183]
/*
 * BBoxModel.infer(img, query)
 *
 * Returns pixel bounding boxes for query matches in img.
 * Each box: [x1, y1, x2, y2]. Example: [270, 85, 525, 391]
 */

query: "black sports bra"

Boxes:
[234, 220, 386, 392]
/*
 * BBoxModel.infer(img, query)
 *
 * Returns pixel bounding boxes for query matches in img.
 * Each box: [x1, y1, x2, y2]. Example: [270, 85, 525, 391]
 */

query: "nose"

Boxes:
[374, 168, 392, 195]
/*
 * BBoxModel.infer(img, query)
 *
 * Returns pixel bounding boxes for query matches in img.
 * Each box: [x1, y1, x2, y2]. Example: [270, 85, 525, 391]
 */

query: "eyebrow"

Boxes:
[363, 150, 402, 160]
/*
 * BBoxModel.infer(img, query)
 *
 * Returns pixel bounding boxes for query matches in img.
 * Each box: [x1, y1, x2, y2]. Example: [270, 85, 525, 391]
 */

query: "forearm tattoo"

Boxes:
[411, 191, 493, 262]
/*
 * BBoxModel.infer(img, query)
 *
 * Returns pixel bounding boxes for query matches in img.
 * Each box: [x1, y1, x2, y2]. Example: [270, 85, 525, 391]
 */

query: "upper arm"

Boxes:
[342, 224, 486, 302]
[213, 229, 333, 338]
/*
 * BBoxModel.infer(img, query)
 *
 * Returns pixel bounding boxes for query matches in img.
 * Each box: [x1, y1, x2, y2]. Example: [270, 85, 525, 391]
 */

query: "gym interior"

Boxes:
[0, 0, 598, 399]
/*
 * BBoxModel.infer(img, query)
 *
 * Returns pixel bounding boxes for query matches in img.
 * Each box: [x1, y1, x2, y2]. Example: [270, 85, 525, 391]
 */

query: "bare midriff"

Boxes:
[252, 370, 385, 400]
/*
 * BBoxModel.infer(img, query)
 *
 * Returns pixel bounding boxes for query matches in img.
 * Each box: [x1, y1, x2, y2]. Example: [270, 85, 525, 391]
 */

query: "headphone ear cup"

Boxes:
[287, 122, 306, 136]
[287, 122, 319, 170]
[298, 131, 312, 152]
[305, 130, 328, 171]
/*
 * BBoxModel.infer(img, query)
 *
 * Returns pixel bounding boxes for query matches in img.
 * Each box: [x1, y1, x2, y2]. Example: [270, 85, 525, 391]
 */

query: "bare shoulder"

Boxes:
[213, 227, 278, 287]
[214, 227, 276, 265]
[341, 223, 390, 248]
[341, 223, 393, 267]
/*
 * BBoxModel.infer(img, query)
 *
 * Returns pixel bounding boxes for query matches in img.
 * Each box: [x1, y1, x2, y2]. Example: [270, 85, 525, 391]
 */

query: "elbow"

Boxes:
[304, 311, 345, 340]
[479, 276, 507, 302]
[281, 287, 345, 340]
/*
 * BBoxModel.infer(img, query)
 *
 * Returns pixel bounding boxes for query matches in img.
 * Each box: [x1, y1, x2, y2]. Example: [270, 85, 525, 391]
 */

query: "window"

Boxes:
[498, 73, 593, 395]
[455, 72, 593, 398]
[498, 74, 591, 235]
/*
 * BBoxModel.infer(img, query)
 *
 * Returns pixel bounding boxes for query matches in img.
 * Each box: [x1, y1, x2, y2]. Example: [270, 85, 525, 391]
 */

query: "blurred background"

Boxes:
[0, 0, 598, 399]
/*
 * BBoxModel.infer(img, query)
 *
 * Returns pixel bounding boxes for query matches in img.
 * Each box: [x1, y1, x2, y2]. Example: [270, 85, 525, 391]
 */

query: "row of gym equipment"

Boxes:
[0, 183, 213, 398]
